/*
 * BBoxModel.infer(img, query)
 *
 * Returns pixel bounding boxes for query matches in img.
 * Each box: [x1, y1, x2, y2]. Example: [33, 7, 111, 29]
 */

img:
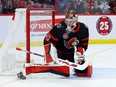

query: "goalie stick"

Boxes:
[16, 47, 44, 57]
[16, 47, 94, 70]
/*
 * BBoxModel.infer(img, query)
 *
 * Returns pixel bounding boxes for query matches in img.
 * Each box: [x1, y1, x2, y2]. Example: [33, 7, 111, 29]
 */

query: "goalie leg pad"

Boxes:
[74, 65, 92, 77]
[25, 64, 70, 77]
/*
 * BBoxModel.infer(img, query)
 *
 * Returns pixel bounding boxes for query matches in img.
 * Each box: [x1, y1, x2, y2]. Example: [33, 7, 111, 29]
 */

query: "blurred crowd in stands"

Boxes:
[58, 0, 116, 14]
[0, 0, 116, 14]
[92, 0, 116, 14]
[0, 0, 55, 14]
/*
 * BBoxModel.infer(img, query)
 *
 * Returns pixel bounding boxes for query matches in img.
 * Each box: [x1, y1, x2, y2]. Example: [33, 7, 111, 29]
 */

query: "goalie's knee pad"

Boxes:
[74, 65, 92, 77]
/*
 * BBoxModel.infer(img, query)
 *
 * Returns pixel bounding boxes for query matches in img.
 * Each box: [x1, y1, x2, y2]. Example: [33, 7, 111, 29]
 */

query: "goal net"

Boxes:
[0, 8, 55, 75]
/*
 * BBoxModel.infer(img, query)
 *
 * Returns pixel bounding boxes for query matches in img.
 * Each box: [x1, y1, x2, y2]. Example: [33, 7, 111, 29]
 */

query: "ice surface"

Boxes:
[0, 44, 116, 87]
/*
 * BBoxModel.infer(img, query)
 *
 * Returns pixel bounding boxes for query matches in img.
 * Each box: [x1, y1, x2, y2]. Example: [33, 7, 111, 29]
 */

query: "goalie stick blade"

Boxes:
[57, 54, 94, 70]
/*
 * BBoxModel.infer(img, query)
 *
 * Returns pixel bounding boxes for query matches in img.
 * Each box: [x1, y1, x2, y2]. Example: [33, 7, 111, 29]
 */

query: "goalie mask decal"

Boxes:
[64, 38, 79, 49]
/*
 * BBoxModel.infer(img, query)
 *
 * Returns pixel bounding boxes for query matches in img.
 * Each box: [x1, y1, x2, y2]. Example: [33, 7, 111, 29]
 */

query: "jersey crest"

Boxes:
[64, 38, 79, 49]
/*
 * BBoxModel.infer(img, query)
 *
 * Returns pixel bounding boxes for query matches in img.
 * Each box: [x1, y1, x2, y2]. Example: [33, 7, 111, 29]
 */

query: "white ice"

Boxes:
[0, 44, 116, 87]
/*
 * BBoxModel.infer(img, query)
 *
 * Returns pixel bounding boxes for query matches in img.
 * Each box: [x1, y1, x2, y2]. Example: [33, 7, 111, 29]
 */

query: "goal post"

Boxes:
[26, 8, 55, 63]
[0, 8, 55, 75]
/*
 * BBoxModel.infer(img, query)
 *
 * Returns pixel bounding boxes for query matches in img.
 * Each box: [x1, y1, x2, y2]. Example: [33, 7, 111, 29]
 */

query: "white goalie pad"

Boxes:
[49, 44, 58, 63]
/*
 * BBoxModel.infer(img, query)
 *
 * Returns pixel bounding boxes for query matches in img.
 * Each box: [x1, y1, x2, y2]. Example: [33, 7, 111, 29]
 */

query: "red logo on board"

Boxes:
[96, 16, 112, 35]
[30, 20, 52, 32]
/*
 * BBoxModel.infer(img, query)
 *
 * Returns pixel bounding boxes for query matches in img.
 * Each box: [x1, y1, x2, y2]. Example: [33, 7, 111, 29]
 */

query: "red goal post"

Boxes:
[25, 8, 55, 63]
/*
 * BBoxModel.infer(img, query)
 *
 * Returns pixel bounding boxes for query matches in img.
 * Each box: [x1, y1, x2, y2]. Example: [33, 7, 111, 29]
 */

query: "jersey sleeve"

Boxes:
[78, 23, 89, 51]
[44, 24, 61, 46]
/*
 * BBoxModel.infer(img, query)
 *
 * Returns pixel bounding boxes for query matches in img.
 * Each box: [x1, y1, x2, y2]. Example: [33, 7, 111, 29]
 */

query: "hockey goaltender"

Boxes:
[44, 10, 92, 77]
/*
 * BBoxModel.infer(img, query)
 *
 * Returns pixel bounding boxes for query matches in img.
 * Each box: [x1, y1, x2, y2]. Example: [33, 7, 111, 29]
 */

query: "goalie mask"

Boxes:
[65, 10, 78, 27]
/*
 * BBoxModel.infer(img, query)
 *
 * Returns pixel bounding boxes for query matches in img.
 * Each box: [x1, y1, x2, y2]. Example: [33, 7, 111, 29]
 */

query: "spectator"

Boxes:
[109, 0, 116, 14]
[92, 2, 102, 14]
[64, 1, 71, 12]
[30, 1, 41, 8]
[0, 2, 3, 13]
[99, 0, 110, 14]
[71, 0, 84, 14]
[92, 0, 101, 5]
[82, 1, 90, 14]
[0, 0, 55, 14]
[26, 0, 34, 8]
[12, 0, 20, 13]
[58, 0, 68, 14]
[19, 0, 26, 8]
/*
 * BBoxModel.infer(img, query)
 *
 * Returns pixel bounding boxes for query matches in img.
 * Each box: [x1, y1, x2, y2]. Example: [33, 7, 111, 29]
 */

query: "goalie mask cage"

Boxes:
[0, 8, 55, 75]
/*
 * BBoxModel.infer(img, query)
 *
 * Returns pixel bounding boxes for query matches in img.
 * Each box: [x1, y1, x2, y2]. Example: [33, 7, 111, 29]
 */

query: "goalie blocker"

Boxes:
[17, 44, 92, 79]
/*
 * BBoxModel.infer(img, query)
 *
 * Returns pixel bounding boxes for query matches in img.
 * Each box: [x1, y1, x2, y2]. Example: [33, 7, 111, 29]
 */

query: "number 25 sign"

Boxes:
[96, 16, 112, 35]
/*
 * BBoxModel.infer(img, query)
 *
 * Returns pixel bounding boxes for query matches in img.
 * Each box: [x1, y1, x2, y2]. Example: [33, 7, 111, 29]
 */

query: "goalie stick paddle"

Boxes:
[57, 54, 94, 70]
[16, 47, 94, 70]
